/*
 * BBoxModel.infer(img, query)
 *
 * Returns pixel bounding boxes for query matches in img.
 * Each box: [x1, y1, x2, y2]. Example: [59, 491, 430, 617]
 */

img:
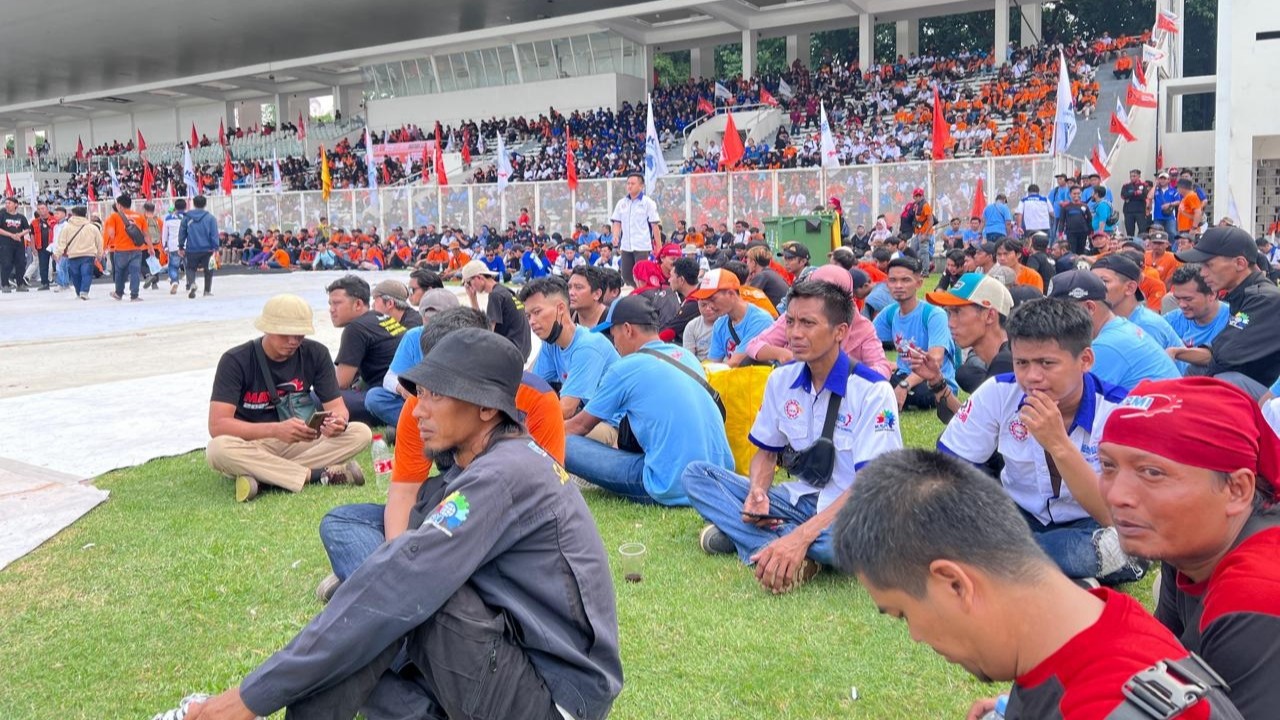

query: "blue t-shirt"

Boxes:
[1128, 305, 1182, 351]
[1091, 200, 1115, 232]
[583, 341, 734, 506]
[481, 254, 506, 276]
[983, 204, 1013, 236]
[521, 251, 550, 278]
[1152, 186, 1181, 221]
[389, 326, 424, 377]
[1164, 304, 1229, 374]
[533, 326, 619, 405]
[961, 229, 984, 246]
[708, 304, 774, 361]
[873, 301, 958, 389]
[1092, 316, 1181, 391]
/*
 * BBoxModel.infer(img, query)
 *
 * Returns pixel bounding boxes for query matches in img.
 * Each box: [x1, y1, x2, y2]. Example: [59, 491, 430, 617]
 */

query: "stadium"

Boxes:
[2, 0, 1277, 718]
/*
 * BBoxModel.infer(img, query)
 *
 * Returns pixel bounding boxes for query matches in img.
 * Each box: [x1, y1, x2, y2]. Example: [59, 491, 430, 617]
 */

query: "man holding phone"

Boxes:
[682, 281, 903, 594]
[206, 294, 373, 502]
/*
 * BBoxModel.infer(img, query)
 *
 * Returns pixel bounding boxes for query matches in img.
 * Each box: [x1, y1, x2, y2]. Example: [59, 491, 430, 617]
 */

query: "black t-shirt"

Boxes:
[664, 296, 700, 344]
[485, 283, 532, 359]
[1026, 252, 1056, 289]
[399, 310, 423, 329]
[335, 311, 408, 388]
[211, 339, 340, 423]
[0, 210, 30, 242]
[748, 268, 790, 309]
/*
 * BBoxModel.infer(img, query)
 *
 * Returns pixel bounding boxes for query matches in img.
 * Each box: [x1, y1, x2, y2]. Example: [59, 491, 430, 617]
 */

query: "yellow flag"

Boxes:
[319, 144, 332, 202]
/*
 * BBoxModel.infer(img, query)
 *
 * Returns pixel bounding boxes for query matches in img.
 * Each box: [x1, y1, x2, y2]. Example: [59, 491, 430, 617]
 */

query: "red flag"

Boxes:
[191, 124, 199, 148]
[566, 134, 579, 192]
[1156, 10, 1179, 34]
[1133, 57, 1147, 88]
[434, 128, 448, 185]
[697, 97, 715, 116]
[297, 111, 306, 140]
[720, 114, 744, 170]
[461, 129, 472, 166]
[87, 181, 96, 203]
[1110, 99, 1137, 142]
[141, 160, 155, 200]
[1126, 83, 1157, 109]
[75, 137, 85, 161]
[971, 176, 986, 219]
[137, 130, 147, 152]
[1155, 146, 1164, 174]
[3, 174, 11, 197]
[381, 163, 392, 185]
[421, 141, 431, 180]
[222, 151, 234, 195]
[1090, 133, 1112, 181]
[26, 146, 34, 160]
[931, 86, 950, 161]
[218, 119, 227, 147]
[760, 88, 779, 108]
[167, 179, 175, 199]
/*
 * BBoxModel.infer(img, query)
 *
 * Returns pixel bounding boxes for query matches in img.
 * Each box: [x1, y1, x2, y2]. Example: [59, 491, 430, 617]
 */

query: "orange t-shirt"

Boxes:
[392, 375, 566, 483]
[1177, 193, 1203, 232]
[425, 247, 449, 265]
[739, 286, 779, 319]
[1139, 268, 1166, 311]
[272, 249, 291, 268]
[1145, 251, 1181, 288]
[102, 208, 148, 252]
[1014, 264, 1045, 292]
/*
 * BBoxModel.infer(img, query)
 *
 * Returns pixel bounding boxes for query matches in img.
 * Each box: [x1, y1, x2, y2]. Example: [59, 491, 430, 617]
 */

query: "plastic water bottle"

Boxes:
[981, 694, 1009, 720]
[371, 434, 393, 490]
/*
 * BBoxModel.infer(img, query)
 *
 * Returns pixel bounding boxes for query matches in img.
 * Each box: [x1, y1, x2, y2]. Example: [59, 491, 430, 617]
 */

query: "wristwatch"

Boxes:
[897, 378, 911, 390]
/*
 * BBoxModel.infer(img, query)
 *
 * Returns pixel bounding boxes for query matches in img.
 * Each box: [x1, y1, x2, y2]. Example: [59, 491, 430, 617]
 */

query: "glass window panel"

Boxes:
[552, 38, 575, 78]
[256, 194, 281, 232]
[442, 187, 470, 231]
[438, 55, 457, 92]
[575, 180, 611, 231]
[538, 181, 572, 233]
[474, 185, 503, 232]
[498, 45, 519, 84]
[934, 158, 985, 227]
[536, 41, 555, 81]
[689, 174, 729, 231]
[482, 48, 502, 88]
[327, 189, 355, 235]
[876, 161, 931, 230]
[730, 171, 774, 229]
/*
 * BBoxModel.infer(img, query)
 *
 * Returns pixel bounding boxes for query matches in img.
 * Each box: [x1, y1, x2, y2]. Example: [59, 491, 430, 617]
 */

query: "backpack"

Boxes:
[117, 210, 148, 248]
[637, 288, 681, 328]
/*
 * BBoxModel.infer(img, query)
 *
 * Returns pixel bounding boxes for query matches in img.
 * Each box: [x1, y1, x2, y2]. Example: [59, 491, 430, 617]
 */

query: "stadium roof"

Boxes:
[0, 0, 1045, 128]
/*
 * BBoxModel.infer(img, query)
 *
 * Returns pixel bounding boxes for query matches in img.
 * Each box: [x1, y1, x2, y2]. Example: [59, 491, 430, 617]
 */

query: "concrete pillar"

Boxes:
[13, 130, 27, 163]
[1213, 0, 1242, 227]
[331, 86, 343, 115]
[643, 44, 656, 93]
[895, 20, 919, 59]
[1019, 3, 1041, 48]
[858, 13, 873, 69]
[995, 0, 1010, 66]
[236, 101, 263, 130]
[786, 33, 811, 70]
[742, 30, 757, 79]
[691, 46, 714, 80]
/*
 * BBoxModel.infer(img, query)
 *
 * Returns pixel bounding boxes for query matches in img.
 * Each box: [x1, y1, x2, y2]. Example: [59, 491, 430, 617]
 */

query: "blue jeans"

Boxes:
[1158, 216, 1177, 236]
[365, 387, 406, 427]
[1019, 509, 1124, 580]
[112, 250, 143, 298]
[66, 256, 95, 295]
[319, 502, 387, 581]
[166, 252, 181, 283]
[564, 434, 653, 504]
[682, 461, 835, 566]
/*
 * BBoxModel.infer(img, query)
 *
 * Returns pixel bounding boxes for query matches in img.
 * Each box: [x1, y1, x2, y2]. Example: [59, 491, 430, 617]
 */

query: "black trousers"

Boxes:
[1122, 211, 1146, 239]
[0, 238, 25, 287]
[185, 251, 214, 293]
[285, 584, 561, 720]
[1066, 231, 1089, 256]
[618, 250, 647, 287]
[890, 371, 938, 410]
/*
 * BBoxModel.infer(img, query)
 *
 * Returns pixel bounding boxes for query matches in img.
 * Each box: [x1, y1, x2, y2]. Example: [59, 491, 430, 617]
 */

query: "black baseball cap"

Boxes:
[1046, 270, 1108, 302]
[593, 295, 659, 334]
[1091, 254, 1145, 301]
[777, 242, 810, 260]
[1176, 226, 1258, 264]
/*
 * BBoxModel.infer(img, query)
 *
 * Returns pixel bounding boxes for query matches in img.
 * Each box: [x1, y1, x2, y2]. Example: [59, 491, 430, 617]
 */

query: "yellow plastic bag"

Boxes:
[705, 364, 773, 475]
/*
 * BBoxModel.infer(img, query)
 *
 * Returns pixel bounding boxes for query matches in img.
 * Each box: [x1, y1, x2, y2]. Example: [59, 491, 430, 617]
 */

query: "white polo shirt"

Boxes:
[1015, 193, 1053, 232]
[748, 353, 902, 512]
[938, 372, 1128, 526]
[609, 192, 660, 253]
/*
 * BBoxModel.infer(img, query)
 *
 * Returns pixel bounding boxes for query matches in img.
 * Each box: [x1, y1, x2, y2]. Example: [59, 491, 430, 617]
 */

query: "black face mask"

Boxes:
[540, 319, 565, 345]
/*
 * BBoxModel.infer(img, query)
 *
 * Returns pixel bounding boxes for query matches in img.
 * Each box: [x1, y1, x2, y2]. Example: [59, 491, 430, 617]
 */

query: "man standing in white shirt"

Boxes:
[161, 199, 187, 294]
[610, 172, 660, 287]
[1014, 183, 1053, 237]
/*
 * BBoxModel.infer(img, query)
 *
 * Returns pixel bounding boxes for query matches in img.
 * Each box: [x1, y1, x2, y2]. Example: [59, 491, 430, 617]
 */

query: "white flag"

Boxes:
[477, 135, 487, 155]
[183, 143, 197, 196]
[1142, 44, 1167, 67]
[496, 133, 512, 192]
[644, 95, 668, 195]
[272, 150, 283, 195]
[1227, 189, 1244, 228]
[108, 161, 122, 197]
[714, 81, 732, 101]
[365, 128, 379, 209]
[778, 78, 794, 99]
[819, 102, 840, 170]
[446, 131, 457, 153]
[1052, 49, 1077, 156]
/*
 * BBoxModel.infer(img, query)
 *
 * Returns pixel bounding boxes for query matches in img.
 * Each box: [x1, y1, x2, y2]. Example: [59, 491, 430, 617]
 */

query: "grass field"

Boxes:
[0, 388, 1153, 719]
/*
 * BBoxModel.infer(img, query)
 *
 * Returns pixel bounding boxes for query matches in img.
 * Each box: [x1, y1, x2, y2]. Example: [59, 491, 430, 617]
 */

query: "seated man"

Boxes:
[1100, 377, 1280, 718]
[833, 449, 1241, 719]
[683, 281, 903, 594]
[327, 275, 408, 427]
[743, 264, 893, 378]
[916, 272, 1014, 423]
[520, 277, 619, 419]
[1045, 270, 1179, 391]
[461, 259, 532, 360]
[1164, 264, 1229, 375]
[568, 265, 610, 330]
[365, 289, 460, 435]
[184, 328, 622, 720]
[315, 307, 566, 600]
[1090, 254, 1181, 350]
[689, 268, 774, 367]
[206, 295, 372, 502]
[371, 279, 422, 330]
[873, 257, 959, 410]
[939, 298, 1143, 584]
[564, 295, 734, 506]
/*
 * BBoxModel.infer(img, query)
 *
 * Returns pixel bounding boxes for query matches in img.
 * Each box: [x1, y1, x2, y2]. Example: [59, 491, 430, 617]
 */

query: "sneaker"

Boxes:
[131, 296, 143, 302]
[1094, 526, 1146, 580]
[699, 524, 736, 555]
[315, 572, 341, 604]
[37, 284, 49, 291]
[203, 291, 213, 297]
[320, 460, 365, 486]
[170, 282, 178, 295]
[15, 284, 28, 292]
[150, 692, 211, 720]
[187, 286, 196, 299]
[1073, 577, 1102, 590]
[110, 291, 123, 300]
[1, 287, 10, 293]
[234, 475, 260, 502]
[78, 293, 89, 300]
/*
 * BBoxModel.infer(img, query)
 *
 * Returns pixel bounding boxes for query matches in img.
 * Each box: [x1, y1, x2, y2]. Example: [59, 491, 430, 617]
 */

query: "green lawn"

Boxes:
[0, 402, 1152, 719]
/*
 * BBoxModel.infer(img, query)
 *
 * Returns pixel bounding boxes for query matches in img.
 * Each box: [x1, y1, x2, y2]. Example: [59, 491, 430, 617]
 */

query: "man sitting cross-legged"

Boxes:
[683, 281, 903, 594]
[205, 295, 372, 502]
[832, 449, 1243, 720]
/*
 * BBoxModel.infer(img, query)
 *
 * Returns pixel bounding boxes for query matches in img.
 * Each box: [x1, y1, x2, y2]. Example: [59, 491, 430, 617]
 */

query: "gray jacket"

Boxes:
[238, 435, 623, 719]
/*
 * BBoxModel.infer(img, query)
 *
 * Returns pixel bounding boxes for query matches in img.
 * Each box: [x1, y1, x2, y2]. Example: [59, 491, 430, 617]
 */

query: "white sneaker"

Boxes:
[150, 693, 210, 720]
[1094, 526, 1145, 579]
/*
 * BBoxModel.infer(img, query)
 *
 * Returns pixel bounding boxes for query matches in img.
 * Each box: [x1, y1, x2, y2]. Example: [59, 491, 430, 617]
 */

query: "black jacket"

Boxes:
[1208, 271, 1280, 385]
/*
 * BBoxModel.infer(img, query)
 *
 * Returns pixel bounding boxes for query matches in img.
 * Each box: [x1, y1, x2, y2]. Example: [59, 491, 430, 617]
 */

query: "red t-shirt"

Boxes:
[1010, 589, 1211, 719]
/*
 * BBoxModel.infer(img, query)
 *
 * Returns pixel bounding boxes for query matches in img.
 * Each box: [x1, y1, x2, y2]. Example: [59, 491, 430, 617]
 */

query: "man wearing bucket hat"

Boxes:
[206, 294, 373, 502]
[188, 328, 622, 720]
[1099, 377, 1280, 718]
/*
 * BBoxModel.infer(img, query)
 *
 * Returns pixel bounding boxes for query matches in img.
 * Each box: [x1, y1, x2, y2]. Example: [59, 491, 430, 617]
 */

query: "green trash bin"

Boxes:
[763, 213, 837, 260]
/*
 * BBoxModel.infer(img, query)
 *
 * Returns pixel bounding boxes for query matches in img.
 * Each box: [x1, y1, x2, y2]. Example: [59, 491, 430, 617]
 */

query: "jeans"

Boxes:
[365, 387, 406, 427]
[682, 461, 835, 566]
[1156, 216, 1177, 236]
[563, 434, 652, 504]
[112, 249, 143, 298]
[36, 249, 52, 286]
[341, 388, 381, 427]
[1018, 509, 1144, 581]
[166, 252, 181, 283]
[66, 256, 95, 295]
[319, 502, 387, 581]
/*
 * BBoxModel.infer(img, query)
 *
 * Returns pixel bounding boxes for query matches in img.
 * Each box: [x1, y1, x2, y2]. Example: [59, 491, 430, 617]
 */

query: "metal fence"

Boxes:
[74, 154, 1069, 237]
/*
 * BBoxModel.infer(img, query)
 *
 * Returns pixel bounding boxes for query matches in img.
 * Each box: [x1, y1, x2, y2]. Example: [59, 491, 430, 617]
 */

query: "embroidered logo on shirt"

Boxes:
[426, 491, 471, 537]
[1229, 312, 1250, 329]
[1009, 419, 1029, 441]
[784, 399, 802, 419]
[873, 409, 896, 432]
[956, 399, 974, 423]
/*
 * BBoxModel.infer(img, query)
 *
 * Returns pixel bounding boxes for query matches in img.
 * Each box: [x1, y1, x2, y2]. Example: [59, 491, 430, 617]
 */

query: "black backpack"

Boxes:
[117, 210, 147, 248]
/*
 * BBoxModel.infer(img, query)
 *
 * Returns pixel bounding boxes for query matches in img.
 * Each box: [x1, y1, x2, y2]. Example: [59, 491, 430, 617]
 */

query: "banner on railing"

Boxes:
[371, 140, 438, 163]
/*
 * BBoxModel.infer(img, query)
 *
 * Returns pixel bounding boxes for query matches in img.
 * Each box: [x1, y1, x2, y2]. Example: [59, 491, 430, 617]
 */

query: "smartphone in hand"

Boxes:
[307, 411, 332, 431]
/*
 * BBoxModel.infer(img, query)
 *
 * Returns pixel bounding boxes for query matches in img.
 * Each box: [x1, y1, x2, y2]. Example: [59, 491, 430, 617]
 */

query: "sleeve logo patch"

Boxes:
[956, 399, 973, 423]
[427, 491, 471, 537]
[874, 409, 896, 432]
